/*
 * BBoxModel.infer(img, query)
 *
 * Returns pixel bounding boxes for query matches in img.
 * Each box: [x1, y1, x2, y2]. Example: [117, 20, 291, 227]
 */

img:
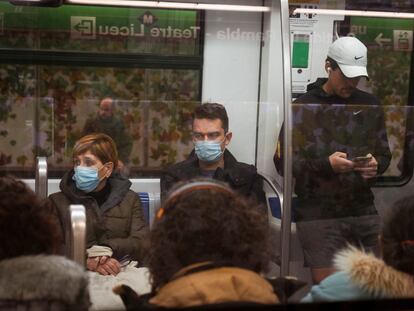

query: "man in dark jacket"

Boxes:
[161, 103, 266, 212]
[274, 37, 391, 284]
[83, 97, 133, 167]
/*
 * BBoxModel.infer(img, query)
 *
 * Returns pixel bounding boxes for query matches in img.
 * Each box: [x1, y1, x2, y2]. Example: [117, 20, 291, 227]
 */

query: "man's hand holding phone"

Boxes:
[353, 153, 378, 179]
[329, 152, 354, 173]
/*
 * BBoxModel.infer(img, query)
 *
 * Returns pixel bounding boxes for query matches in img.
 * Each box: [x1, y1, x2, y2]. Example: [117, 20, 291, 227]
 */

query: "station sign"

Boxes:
[0, 2, 201, 55]
[350, 17, 413, 52]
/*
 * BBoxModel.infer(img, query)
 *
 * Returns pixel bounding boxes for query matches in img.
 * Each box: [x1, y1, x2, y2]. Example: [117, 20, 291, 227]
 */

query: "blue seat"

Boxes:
[138, 192, 150, 224]
[268, 196, 298, 222]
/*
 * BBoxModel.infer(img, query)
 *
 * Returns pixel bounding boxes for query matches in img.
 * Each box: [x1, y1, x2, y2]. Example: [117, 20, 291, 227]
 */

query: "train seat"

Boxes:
[137, 191, 161, 228]
[138, 192, 150, 224]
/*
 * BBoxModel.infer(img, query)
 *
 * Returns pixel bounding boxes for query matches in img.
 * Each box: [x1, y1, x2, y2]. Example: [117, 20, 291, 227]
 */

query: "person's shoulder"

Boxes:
[164, 156, 197, 175]
[352, 89, 380, 105]
[302, 271, 363, 302]
[232, 160, 257, 173]
[49, 191, 64, 199]
[224, 152, 258, 177]
[83, 116, 99, 127]
[294, 89, 321, 104]
[294, 79, 326, 103]
[49, 191, 70, 206]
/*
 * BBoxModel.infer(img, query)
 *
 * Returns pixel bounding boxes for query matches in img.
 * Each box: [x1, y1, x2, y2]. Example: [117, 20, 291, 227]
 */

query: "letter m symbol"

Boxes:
[139, 11, 158, 25]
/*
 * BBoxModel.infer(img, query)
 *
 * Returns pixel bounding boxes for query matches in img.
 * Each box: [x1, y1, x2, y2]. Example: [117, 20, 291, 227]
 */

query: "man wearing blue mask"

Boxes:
[161, 103, 266, 211]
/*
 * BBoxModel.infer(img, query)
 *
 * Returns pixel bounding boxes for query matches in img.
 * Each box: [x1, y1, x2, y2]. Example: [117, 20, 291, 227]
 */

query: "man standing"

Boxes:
[161, 103, 266, 210]
[274, 37, 391, 283]
[83, 97, 133, 168]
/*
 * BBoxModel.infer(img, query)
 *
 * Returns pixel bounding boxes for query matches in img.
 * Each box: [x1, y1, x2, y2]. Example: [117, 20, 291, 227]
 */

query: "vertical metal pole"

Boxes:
[279, 0, 294, 277]
[70, 204, 86, 267]
[35, 156, 48, 199]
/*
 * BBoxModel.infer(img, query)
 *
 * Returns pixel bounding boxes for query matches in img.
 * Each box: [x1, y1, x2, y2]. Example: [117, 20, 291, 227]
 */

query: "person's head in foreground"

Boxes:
[0, 176, 58, 259]
[0, 176, 89, 309]
[147, 179, 279, 307]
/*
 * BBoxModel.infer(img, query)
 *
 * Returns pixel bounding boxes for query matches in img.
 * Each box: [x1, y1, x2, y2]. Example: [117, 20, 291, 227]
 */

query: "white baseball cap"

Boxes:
[327, 36, 368, 78]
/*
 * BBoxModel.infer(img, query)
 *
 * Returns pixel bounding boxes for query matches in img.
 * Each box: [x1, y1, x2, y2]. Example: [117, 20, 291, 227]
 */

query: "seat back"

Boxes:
[138, 192, 161, 228]
[138, 192, 150, 224]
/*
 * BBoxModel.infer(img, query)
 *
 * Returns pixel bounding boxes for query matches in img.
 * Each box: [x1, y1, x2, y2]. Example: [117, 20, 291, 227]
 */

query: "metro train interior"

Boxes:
[1, 0, 414, 309]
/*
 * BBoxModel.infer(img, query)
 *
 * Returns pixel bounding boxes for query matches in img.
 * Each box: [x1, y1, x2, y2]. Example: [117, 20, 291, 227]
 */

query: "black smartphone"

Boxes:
[352, 155, 372, 163]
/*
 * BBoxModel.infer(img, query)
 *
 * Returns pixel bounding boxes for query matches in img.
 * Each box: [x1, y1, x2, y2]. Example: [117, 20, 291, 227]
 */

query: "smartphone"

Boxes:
[352, 155, 372, 163]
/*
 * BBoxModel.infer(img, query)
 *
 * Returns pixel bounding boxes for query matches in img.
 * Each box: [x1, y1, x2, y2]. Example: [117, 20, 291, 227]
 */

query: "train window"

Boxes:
[0, 2, 202, 178]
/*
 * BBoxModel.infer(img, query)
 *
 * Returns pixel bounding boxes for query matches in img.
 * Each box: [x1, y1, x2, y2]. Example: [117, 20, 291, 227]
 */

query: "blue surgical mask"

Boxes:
[195, 140, 224, 163]
[72, 166, 103, 193]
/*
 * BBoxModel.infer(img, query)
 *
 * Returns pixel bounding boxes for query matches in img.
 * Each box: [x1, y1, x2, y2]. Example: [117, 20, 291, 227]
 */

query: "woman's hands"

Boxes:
[87, 256, 121, 276]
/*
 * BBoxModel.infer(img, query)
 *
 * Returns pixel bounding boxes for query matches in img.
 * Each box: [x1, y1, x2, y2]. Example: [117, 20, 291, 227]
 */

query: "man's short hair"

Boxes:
[325, 57, 340, 71]
[193, 103, 229, 133]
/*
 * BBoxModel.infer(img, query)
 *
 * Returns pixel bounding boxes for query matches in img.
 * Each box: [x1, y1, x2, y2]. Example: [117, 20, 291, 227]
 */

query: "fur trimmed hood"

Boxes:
[334, 246, 414, 298]
[0, 255, 90, 306]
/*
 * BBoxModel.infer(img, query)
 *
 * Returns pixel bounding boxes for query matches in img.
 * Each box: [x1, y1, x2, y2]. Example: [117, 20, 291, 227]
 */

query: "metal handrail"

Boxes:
[69, 204, 86, 267]
[259, 172, 284, 216]
[148, 192, 161, 229]
[279, 0, 293, 277]
[35, 156, 48, 199]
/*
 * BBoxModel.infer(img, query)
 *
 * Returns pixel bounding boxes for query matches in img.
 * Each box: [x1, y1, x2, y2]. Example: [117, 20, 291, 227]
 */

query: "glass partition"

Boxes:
[0, 2, 202, 177]
[284, 0, 414, 301]
[0, 0, 414, 306]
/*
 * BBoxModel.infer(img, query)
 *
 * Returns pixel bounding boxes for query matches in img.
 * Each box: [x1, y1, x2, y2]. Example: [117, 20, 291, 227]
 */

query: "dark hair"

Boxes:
[148, 179, 269, 291]
[381, 195, 414, 275]
[326, 57, 340, 70]
[73, 133, 119, 170]
[0, 176, 59, 260]
[193, 103, 229, 133]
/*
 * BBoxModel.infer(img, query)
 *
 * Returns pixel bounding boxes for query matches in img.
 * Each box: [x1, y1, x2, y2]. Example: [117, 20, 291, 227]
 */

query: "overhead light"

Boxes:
[293, 8, 414, 19]
[10, 0, 62, 6]
[64, 0, 270, 12]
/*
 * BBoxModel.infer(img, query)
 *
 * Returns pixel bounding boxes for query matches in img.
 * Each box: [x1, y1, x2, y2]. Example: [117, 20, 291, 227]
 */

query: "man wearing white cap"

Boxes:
[274, 36, 391, 284]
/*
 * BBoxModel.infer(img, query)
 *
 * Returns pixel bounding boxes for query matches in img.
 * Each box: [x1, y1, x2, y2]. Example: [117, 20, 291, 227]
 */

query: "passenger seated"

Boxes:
[302, 195, 414, 302]
[161, 103, 266, 211]
[116, 179, 279, 308]
[49, 133, 148, 276]
[0, 176, 90, 310]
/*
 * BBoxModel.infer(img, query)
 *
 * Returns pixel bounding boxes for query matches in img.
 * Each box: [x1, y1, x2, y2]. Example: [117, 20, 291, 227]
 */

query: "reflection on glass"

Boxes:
[0, 65, 200, 177]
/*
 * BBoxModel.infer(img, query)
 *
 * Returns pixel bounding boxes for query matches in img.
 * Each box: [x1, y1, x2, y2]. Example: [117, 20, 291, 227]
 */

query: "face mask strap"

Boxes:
[98, 162, 113, 179]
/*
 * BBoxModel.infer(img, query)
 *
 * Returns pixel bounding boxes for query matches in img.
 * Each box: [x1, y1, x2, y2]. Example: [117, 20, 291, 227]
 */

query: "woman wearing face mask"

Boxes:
[49, 133, 148, 276]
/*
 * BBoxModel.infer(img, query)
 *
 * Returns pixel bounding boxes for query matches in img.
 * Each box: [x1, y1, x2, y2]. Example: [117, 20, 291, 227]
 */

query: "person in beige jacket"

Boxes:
[145, 180, 279, 308]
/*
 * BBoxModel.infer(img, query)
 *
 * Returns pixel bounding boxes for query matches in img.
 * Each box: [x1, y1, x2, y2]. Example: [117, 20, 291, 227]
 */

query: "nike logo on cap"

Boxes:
[354, 56, 364, 60]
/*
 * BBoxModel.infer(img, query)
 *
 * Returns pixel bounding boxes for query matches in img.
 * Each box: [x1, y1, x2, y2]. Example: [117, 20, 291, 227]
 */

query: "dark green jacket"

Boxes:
[49, 171, 148, 262]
